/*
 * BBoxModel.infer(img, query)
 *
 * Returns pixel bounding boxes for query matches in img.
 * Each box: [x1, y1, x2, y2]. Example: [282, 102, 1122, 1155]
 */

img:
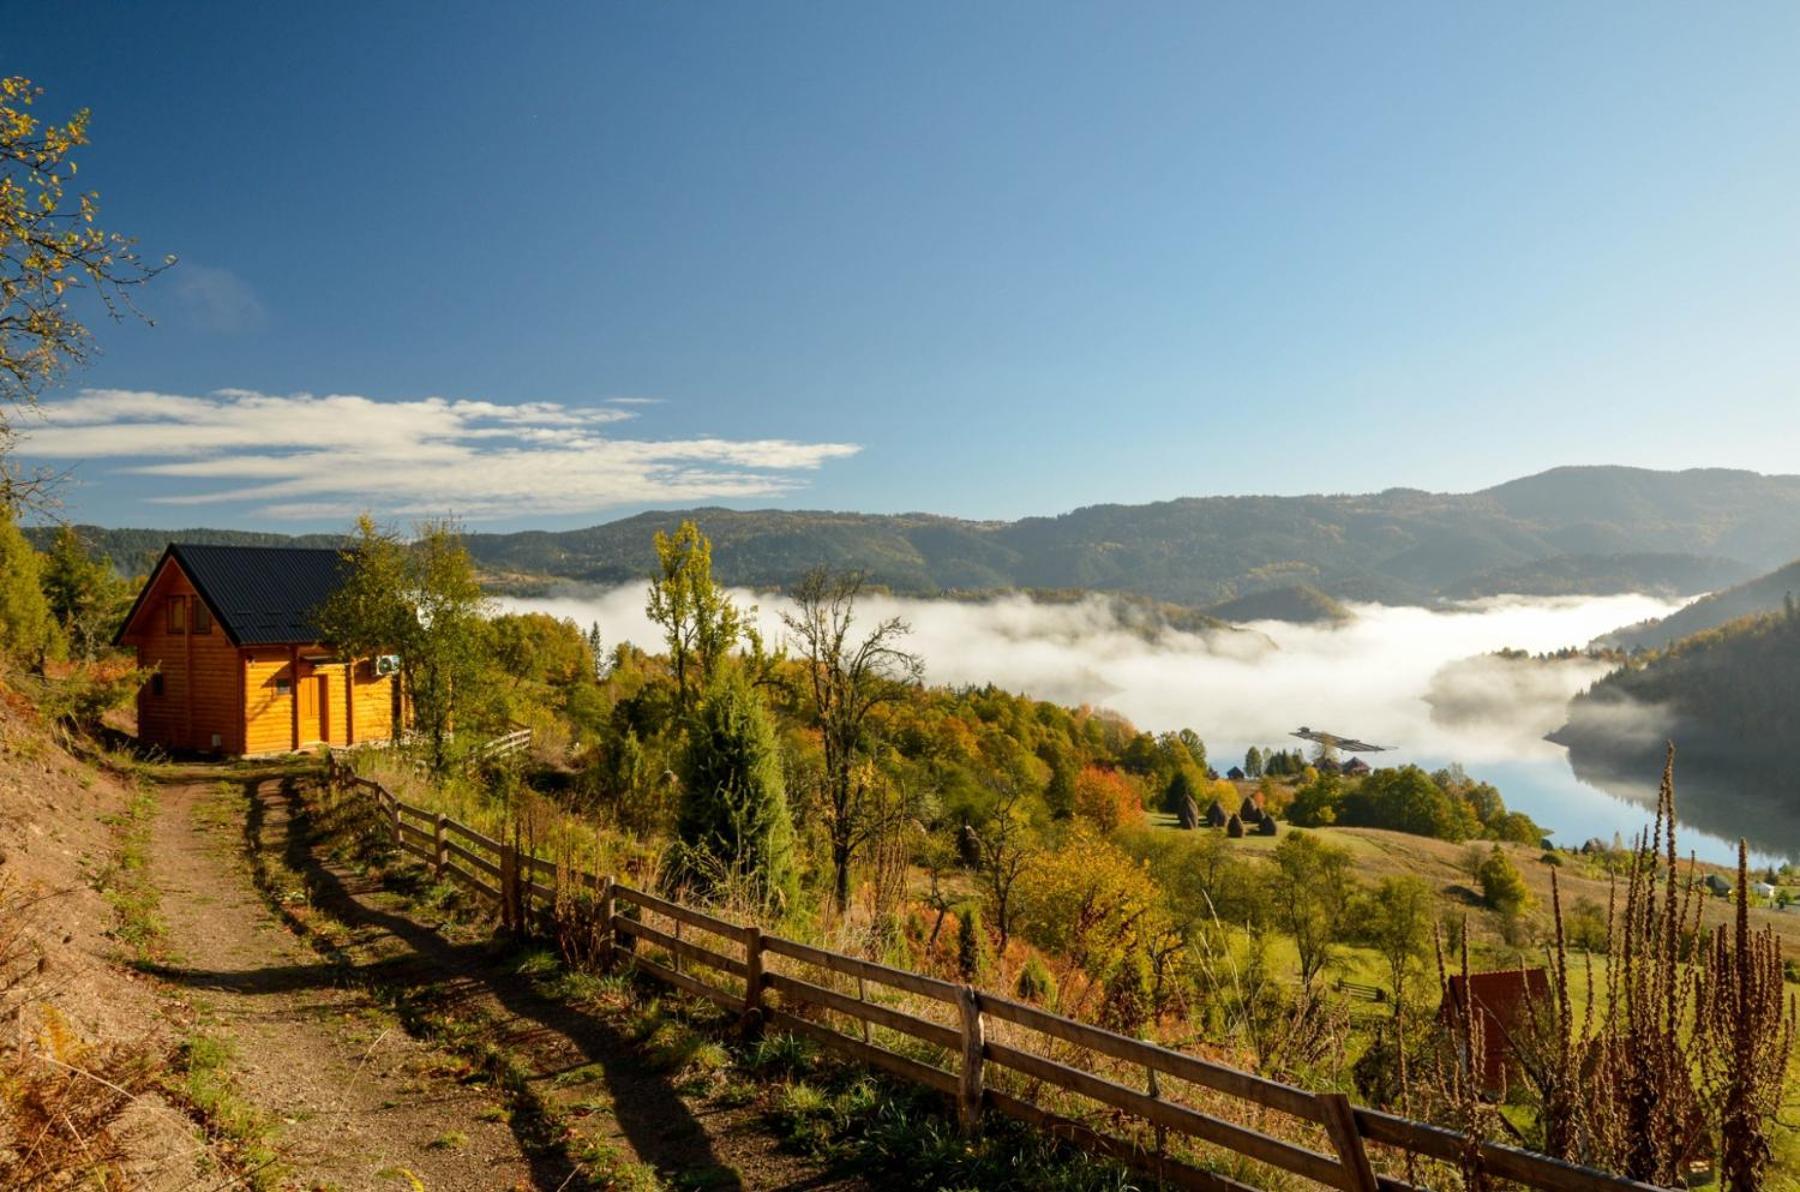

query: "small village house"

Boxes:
[114, 544, 405, 756]
[1341, 756, 1371, 776]
[1440, 968, 1551, 1092]
[1225, 765, 1246, 781]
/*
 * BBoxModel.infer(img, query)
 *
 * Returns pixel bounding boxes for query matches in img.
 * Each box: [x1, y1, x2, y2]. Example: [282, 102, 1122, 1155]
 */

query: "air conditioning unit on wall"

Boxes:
[374, 655, 401, 677]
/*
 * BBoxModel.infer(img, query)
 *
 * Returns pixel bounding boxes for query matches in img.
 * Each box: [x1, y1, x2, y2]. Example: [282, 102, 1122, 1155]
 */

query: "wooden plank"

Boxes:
[616, 917, 748, 978]
[765, 972, 960, 1050]
[765, 1010, 959, 1097]
[442, 819, 503, 854]
[442, 861, 500, 902]
[392, 797, 434, 821]
[397, 821, 433, 846]
[983, 1041, 1344, 1187]
[523, 854, 558, 880]
[1352, 1110, 1662, 1192]
[762, 935, 960, 1003]
[524, 879, 555, 904]
[985, 1088, 1258, 1192]
[632, 954, 741, 1013]
[958, 984, 983, 1137]
[1317, 1093, 1379, 1192]
[397, 837, 435, 864]
[612, 884, 755, 945]
[444, 839, 501, 879]
[978, 992, 1323, 1122]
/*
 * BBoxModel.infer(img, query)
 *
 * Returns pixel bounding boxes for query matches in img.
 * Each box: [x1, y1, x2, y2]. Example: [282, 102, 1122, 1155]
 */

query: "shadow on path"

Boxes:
[152, 776, 753, 1191]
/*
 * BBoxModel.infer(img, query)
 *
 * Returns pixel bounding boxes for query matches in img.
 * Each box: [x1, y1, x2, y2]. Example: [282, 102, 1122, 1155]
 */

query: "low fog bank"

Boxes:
[497, 586, 1686, 767]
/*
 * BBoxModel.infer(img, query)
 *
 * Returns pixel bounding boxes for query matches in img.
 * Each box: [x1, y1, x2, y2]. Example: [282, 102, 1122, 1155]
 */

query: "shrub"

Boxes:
[1475, 845, 1530, 916]
[1015, 953, 1056, 1005]
[955, 903, 990, 983]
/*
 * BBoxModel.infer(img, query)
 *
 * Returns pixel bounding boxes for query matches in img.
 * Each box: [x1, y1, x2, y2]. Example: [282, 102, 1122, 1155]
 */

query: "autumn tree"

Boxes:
[0, 508, 56, 662]
[1073, 765, 1144, 832]
[0, 78, 167, 509]
[314, 516, 491, 775]
[781, 567, 922, 909]
[962, 781, 1037, 954]
[1264, 830, 1354, 990]
[1357, 876, 1435, 1016]
[646, 520, 742, 711]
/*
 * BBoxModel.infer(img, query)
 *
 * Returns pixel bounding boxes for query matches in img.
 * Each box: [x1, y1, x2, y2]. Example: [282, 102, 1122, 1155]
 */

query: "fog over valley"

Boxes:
[497, 585, 1759, 860]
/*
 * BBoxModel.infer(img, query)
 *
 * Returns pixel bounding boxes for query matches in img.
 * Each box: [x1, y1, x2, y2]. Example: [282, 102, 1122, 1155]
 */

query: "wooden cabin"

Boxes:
[1439, 968, 1551, 1091]
[114, 544, 404, 756]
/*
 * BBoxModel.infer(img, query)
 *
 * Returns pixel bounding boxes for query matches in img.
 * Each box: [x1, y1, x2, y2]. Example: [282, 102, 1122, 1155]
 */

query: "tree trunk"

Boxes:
[832, 841, 852, 910]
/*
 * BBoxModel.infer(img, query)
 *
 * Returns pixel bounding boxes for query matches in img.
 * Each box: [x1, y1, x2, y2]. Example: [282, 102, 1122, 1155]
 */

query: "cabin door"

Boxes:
[297, 674, 328, 744]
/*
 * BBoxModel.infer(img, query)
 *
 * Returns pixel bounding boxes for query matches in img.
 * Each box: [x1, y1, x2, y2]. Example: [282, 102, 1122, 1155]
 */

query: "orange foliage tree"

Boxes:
[1072, 765, 1145, 833]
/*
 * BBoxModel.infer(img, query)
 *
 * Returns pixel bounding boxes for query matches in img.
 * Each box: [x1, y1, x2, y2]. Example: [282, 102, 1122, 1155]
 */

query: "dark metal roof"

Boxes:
[117, 543, 352, 646]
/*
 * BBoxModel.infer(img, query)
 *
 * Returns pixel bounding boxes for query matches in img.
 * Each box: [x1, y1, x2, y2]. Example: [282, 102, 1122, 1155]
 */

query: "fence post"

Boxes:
[1317, 1092, 1379, 1192]
[499, 843, 519, 933]
[742, 925, 765, 1036]
[957, 985, 984, 1138]
[389, 793, 402, 849]
[433, 814, 447, 878]
[597, 875, 615, 969]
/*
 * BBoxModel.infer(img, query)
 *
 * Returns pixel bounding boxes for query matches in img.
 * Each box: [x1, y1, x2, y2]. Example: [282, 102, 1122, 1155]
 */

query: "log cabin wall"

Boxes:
[118, 544, 407, 757]
[126, 564, 242, 753]
[243, 648, 299, 754]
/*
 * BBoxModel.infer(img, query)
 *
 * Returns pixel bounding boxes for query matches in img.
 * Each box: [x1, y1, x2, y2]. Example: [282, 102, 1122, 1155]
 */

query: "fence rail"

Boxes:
[323, 757, 1664, 1192]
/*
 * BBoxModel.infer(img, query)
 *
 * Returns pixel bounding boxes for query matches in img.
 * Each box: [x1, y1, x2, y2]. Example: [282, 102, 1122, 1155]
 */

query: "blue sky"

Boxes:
[11, 2, 1800, 530]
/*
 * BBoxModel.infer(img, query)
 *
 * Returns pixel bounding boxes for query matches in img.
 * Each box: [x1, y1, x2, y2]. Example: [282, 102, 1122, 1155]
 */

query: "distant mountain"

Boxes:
[1443, 552, 1754, 601]
[22, 525, 350, 578]
[1597, 558, 1800, 651]
[1204, 584, 1350, 624]
[35, 466, 1800, 608]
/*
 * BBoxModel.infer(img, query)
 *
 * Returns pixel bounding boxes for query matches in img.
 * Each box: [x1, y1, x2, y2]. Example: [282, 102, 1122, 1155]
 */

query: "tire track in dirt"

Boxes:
[147, 780, 539, 1191]
[240, 773, 874, 1192]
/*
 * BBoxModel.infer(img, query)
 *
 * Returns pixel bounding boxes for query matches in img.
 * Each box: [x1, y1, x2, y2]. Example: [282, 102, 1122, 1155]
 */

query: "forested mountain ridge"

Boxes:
[1554, 605, 1800, 845]
[1597, 557, 1800, 651]
[32, 465, 1800, 607]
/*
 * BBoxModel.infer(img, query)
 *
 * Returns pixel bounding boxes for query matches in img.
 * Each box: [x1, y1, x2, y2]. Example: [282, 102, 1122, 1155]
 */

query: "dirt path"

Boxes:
[148, 781, 539, 1191]
[149, 774, 871, 1192]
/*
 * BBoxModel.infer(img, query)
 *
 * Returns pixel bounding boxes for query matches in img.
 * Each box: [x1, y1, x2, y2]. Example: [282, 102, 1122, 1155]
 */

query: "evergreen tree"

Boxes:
[955, 903, 990, 982]
[1162, 768, 1198, 816]
[40, 526, 127, 660]
[673, 670, 796, 907]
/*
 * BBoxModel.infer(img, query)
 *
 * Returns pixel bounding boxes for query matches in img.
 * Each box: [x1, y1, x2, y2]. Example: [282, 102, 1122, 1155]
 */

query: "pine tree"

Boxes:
[40, 526, 126, 660]
[673, 669, 796, 908]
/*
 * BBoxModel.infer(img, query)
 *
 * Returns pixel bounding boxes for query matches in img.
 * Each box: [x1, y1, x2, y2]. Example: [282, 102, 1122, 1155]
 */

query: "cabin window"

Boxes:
[150, 673, 165, 697]
[167, 597, 186, 634]
[191, 601, 212, 634]
[274, 676, 292, 695]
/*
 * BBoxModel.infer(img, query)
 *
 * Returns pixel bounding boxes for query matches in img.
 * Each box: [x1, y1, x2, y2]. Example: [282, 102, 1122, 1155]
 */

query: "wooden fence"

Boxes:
[325, 760, 1665, 1192]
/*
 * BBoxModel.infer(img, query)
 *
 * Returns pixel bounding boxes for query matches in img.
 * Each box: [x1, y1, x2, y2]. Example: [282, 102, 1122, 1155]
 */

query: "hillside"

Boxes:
[1555, 607, 1800, 850]
[1204, 583, 1351, 624]
[34, 465, 1800, 606]
[1598, 557, 1800, 651]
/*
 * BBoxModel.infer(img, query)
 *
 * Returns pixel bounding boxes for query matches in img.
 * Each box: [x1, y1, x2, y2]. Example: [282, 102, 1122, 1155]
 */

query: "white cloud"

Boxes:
[21, 388, 861, 519]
